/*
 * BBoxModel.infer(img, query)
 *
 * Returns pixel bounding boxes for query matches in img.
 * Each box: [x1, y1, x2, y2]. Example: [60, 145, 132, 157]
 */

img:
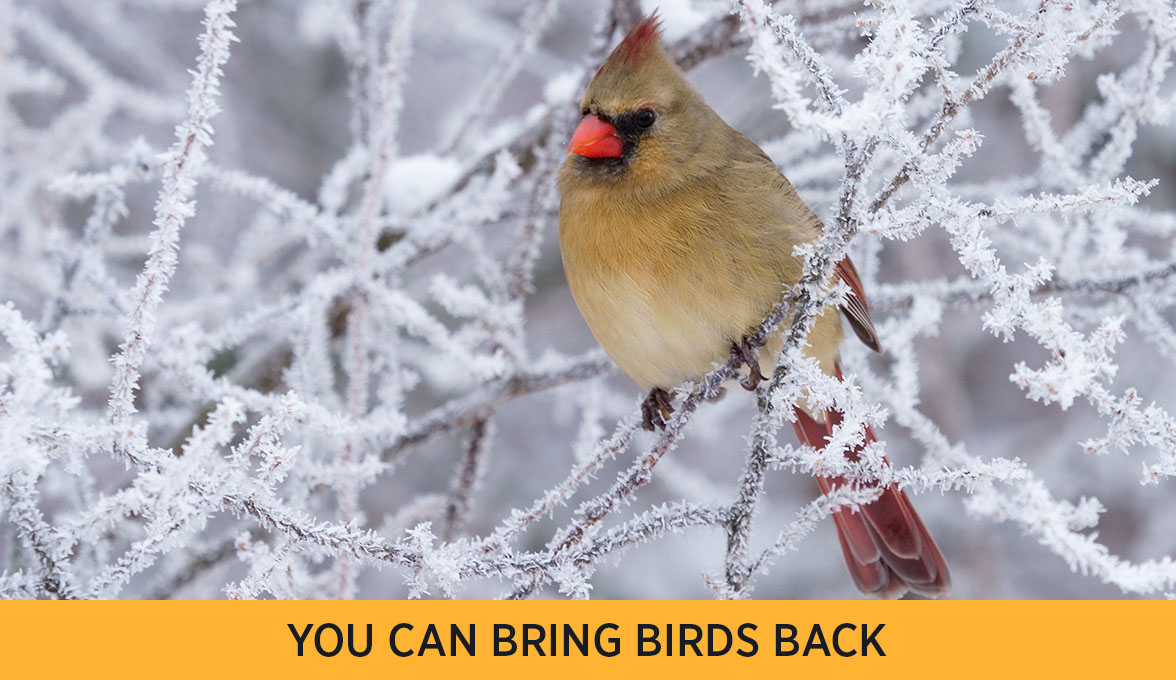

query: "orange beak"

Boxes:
[568, 114, 624, 158]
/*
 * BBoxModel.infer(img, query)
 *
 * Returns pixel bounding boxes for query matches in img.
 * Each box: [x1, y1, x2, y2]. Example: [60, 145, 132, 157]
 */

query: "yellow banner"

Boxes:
[0, 601, 1165, 678]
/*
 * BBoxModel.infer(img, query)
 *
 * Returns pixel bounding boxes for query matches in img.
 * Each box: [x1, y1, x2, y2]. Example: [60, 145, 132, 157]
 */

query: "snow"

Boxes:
[383, 154, 464, 215]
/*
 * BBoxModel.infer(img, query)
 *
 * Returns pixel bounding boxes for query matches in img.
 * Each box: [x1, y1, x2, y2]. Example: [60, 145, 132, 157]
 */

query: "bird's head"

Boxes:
[561, 13, 724, 193]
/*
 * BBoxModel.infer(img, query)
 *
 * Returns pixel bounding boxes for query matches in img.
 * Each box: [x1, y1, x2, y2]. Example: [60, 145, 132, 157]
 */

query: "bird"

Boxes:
[556, 13, 950, 598]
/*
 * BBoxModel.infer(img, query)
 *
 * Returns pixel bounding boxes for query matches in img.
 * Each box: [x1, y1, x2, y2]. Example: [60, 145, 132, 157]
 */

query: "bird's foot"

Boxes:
[641, 387, 674, 431]
[731, 336, 768, 391]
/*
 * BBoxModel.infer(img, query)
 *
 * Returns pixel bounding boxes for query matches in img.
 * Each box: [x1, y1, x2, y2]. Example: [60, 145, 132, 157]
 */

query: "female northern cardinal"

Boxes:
[557, 14, 950, 598]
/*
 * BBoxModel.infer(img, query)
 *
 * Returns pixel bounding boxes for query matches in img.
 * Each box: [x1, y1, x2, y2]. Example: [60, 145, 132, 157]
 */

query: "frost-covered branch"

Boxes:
[106, 0, 238, 464]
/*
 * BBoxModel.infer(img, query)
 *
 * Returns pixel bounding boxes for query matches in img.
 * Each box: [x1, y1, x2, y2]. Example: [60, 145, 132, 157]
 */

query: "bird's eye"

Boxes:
[636, 108, 656, 128]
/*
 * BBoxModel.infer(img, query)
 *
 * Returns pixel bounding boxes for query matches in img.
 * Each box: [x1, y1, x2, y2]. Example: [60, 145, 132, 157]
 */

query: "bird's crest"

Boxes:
[616, 12, 663, 65]
[596, 12, 664, 78]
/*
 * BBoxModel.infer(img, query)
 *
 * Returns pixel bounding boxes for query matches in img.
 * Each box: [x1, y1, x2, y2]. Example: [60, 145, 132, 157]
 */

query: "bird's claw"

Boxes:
[731, 336, 768, 391]
[641, 387, 674, 431]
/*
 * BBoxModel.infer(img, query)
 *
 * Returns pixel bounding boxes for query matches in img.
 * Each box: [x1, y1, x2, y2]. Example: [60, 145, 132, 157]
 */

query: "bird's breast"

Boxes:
[558, 191, 786, 391]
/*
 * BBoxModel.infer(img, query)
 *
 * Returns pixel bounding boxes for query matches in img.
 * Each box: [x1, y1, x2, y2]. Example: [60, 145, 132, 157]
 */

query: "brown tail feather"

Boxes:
[826, 409, 923, 559]
[791, 385, 951, 598]
[834, 529, 888, 594]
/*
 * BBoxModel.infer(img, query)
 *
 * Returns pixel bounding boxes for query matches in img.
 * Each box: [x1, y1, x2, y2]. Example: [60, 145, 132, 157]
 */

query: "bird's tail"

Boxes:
[791, 363, 951, 599]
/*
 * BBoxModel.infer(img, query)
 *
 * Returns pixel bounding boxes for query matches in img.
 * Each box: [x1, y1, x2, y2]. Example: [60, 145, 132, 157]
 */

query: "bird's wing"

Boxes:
[835, 257, 882, 353]
[728, 131, 883, 354]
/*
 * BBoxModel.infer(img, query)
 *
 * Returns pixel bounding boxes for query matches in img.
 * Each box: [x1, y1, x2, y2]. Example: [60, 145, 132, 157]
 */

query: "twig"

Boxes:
[382, 352, 612, 459]
[442, 417, 491, 540]
[106, 0, 239, 466]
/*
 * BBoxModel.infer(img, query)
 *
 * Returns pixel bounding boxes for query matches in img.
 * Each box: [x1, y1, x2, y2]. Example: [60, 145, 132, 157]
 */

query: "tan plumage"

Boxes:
[559, 22, 839, 388]
[557, 14, 949, 598]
